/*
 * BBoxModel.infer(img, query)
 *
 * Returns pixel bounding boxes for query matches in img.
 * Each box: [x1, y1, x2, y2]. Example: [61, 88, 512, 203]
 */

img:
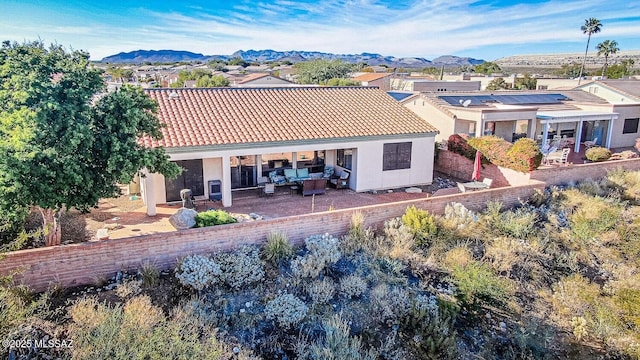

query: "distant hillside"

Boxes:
[100, 49, 484, 68]
[495, 50, 640, 67]
[101, 50, 208, 64]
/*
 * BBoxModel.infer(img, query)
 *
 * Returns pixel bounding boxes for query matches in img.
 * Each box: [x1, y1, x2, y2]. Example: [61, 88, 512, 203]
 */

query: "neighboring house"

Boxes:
[536, 78, 593, 90]
[139, 87, 439, 215]
[401, 90, 619, 152]
[391, 77, 481, 92]
[575, 80, 640, 148]
[235, 73, 296, 87]
[352, 73, 392, 91]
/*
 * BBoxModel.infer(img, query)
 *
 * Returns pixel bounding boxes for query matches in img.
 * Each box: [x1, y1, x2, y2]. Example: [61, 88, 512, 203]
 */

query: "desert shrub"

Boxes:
[215, 246, 265, 290]
[484, 203, 538, 239]
[401, 298, 458, 360]
[115, 280, 142, 299]
[263, 231, 294, 264]
[139, 261, 160, 288]
[68, 296, 225, 359]
[175, 254, 221, 291]
[507, 138, 543, 172]
[194, 209, 237, 227]
[444, 202, 478, 229]
[450, 260, 513, 308]
[483, 237, 523, 276]
[264, 294, 308, 329]
[306, 278, 336, 305]
[607, 169, 640, 202]
[585, 146, 612, 162]
[570, 206, 620, 242]
[0, 282, 50, 341]
[342, 211, 374, 254]
[369, 284, 412, 326]
[442, 246, 474, 270]
[609, 150, 639, 160]
[291, 233, 341, 279]
[340, 275, 368, 299]
[305, 314, 379, 360]
[402, 205, 437, 246]
[447, 133, 476, 160]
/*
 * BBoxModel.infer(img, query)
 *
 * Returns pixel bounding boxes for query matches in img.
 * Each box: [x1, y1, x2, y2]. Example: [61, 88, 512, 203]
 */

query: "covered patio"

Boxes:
[537, 110, 619, 153]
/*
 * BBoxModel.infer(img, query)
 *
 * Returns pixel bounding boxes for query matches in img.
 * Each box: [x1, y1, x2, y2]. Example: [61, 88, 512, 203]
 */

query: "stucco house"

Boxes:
[235, 73, 296, 87]
[139, 87, 439, 215]
[401, 90, 620, 152]
[574, 80, 640, 148]
[352, 73, 392, 91]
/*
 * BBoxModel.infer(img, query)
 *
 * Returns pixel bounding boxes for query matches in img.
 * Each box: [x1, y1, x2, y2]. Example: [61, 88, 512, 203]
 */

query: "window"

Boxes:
[623, 118, 639, 134]
[336, 149, 353, 170]
[383, 142, 412, 171]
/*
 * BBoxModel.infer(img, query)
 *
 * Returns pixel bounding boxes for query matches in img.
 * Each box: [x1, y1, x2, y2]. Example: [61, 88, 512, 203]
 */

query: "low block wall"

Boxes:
[531, 158, 640, 186]
[0, 182, 544, 292]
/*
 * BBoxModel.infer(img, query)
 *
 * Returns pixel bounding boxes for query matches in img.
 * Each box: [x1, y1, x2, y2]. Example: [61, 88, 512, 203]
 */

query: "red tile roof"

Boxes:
[142, 87, 438, 149]
[353, 73, 392, 82]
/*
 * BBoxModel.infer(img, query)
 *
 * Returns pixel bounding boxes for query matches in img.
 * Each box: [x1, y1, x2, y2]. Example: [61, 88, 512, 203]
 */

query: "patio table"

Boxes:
[462, 181, 489, 191]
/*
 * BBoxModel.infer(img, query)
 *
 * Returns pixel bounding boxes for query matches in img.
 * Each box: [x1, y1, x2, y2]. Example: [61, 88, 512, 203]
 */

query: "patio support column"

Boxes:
[574, 119, 584, 153]
[527, 118, 537, 139]
[542, 121, 549, 149]
[605, 117, 614, 148]
[141, 168, 156, 217]
[292, 152, 297, 169]
[222, 156, 232, 207]
[475, 120, 484, 137]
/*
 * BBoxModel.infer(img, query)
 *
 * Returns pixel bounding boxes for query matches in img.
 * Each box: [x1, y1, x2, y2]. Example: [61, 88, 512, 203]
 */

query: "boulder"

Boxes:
[169, 207, 198, 230]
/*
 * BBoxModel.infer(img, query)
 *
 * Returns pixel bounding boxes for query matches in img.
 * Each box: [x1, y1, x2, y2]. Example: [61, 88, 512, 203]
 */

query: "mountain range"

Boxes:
[100, 49, 485, 68]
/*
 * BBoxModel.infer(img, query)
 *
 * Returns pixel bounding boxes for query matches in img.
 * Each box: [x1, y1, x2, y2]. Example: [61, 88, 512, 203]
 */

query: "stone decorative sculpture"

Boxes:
[169, 207, 198, 230]
[180, 189, 195, 209]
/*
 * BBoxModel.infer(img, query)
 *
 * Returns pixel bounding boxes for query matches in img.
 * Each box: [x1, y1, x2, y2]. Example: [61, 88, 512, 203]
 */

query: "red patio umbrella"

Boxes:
[472, 150, 481, 181]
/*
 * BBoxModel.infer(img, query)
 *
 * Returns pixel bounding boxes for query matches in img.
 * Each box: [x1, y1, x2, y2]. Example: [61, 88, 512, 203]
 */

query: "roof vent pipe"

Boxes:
[168, 92, 179, 100]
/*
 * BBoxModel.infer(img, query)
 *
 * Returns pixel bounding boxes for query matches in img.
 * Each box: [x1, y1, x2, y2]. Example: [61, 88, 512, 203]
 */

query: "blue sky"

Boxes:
[1, 0, 639, 61]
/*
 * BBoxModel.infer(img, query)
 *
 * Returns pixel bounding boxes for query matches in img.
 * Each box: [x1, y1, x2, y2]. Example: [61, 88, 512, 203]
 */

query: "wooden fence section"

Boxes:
[0, 182, 544, 292]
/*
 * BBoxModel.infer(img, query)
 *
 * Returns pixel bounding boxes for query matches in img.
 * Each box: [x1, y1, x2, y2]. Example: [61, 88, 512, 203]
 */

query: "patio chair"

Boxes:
[551, 148, 570, 165]
[482, 178, 493, 188]
[264, 183, 275, 196]
[457, 182, 466, 193]
[584, 138, 598, 149]
[330, 171, 350, 189]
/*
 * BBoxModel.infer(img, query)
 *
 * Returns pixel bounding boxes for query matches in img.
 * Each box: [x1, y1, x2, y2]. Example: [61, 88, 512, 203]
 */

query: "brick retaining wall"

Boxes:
[531, 158, 640, 186]
[0, 182, 544, 292]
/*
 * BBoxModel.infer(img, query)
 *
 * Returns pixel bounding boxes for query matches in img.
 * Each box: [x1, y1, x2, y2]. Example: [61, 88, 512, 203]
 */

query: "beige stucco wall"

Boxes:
[354, 137, 434, 191]
[610, 105, 640, 148]
[403, 99, 453, 142]
[580, 84, 640, 105]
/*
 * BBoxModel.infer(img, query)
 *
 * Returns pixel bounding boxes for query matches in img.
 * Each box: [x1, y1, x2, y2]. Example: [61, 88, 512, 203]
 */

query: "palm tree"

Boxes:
[596, 40, 619, 77]
[578, 18, 602, 85]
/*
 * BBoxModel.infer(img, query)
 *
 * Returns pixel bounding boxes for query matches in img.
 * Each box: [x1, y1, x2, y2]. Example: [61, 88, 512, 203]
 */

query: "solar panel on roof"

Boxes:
[387, 92, 414, 101]
[440, 93, 569, 106]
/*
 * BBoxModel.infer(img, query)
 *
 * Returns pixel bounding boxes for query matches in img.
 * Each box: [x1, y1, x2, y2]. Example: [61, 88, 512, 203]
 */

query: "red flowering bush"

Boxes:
[507, 138, 543, 172]
[448, 134, 477, 161]
[468, 136, 542, 173]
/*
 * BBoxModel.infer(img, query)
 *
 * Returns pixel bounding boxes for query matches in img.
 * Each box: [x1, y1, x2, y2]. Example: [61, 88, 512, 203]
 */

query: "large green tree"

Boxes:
[473, 61, 503, 75]
[596, 39, 619, 77]
[293, 59, 355, 84]
[486, 77, 509, 90]
[605, 59, 636, 79]
[0, 41, 180, 246]
[578, 18, 602, 84]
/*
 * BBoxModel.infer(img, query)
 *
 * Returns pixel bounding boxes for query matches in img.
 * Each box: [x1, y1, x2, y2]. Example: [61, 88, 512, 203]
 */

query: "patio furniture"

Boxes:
[301, 178, 327, 196]
[482, 178, 493, 188]
[462, 181, 489, 191]
[264, 183, 275, 196]
[584, 138, 598, 149]
[457, 182, 466, 193]
[268, 170, 286, 185]
[323, 165, 334, 179]
[329, 171, 350, 189]
[284, 168, 311, 183]
[289, 185, 299, 195]
[541, 146, 558, 165]
[546, 148, 570, 165]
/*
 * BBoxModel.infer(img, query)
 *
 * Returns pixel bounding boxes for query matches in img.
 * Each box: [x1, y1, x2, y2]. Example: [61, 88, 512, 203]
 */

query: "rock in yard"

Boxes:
[405, 187, 422, 193]
[169, 207, 198, 230]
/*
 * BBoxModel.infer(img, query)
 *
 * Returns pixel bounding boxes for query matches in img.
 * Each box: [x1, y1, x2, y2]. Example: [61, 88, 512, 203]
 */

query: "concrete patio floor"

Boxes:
[102, 183, 447, 240]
